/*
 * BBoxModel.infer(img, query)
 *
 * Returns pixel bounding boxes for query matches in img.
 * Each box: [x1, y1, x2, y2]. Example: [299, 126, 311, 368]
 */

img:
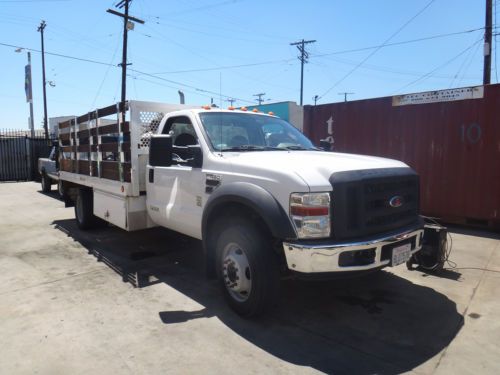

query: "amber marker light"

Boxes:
[240, 107, 248, 111]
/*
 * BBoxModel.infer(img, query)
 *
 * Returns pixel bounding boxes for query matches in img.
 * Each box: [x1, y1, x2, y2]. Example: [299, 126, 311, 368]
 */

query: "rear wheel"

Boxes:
[41, 172, 51, 193]
[215, 217, 280, 317]
[75, 189, 106, 230]
[57, 180, 64, 199]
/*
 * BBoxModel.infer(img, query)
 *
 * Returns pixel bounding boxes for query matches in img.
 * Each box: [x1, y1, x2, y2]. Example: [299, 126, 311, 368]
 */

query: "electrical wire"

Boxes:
[313, 27, 487, 58]
[90, 31, 122, 110]
[394, 38, 484, 94]
[0, 41, 255, 104]
[457, 40, 483, 86]
[318, 0, 436, 100]
[449, 40, 479, 88]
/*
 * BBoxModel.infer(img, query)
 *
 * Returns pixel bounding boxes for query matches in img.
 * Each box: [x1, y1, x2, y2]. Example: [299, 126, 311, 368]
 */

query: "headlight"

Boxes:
[290, 192, 331, 239]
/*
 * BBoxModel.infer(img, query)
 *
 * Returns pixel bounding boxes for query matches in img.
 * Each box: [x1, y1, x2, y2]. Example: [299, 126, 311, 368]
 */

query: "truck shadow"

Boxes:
[53, 219, 463, 374]
[37, 189, 62, 200]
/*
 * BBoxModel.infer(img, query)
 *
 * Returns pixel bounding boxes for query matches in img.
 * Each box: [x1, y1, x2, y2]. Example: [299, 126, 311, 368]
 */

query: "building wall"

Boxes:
[303, 85, 500, 229]
[248, 101, 304, 131]
[49, 116, 74, 137]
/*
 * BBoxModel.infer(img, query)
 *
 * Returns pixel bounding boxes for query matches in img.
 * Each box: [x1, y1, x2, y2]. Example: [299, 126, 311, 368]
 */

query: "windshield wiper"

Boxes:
[283, 145, 317, 150]
[220, 145, 286, 151]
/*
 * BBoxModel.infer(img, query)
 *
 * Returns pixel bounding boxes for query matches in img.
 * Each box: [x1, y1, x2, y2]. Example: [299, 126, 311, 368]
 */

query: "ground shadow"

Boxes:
[37, 188, 62, 200]
[53, 218, 463, 374]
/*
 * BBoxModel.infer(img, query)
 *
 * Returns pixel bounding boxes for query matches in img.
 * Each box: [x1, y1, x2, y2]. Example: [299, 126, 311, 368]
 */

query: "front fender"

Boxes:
[202, 181, 296, 242]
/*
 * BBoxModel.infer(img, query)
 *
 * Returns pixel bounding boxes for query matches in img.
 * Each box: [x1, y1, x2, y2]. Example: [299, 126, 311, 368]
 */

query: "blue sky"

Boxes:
[0, 0, 489, 129]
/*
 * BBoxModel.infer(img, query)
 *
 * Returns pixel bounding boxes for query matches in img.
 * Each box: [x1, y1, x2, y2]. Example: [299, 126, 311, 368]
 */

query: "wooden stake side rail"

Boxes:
[58, 103, 131, 183]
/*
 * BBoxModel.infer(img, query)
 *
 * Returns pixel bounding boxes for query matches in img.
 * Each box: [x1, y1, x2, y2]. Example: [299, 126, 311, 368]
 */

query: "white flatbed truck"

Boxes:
[57, 100, 424, 317]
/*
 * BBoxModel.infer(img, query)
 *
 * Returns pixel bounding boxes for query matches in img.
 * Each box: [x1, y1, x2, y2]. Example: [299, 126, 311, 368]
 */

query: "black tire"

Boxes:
[57, 180, 64, 199]
[214, 217, 280, 317]
[74, 189, 106, 230]
[41, 172, 51, 193]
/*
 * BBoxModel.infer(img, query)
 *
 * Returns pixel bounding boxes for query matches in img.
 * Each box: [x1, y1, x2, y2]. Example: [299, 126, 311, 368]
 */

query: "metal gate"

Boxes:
[0, 130, 54, 182]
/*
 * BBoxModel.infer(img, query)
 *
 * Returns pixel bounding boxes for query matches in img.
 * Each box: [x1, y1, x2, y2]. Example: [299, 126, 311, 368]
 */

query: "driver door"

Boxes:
[146, 115, 205, 239]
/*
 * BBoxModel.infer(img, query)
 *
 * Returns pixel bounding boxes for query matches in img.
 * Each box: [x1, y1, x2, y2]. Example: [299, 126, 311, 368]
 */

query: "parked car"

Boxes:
[38, 142, 62, 195]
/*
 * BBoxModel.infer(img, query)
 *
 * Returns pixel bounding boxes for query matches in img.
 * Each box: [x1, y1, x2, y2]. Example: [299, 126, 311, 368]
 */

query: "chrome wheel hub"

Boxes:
[222, 243, 252, 302]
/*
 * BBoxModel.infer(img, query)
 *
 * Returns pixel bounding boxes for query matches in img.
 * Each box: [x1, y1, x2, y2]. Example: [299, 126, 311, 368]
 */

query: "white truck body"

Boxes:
[57, 100, 424, 316]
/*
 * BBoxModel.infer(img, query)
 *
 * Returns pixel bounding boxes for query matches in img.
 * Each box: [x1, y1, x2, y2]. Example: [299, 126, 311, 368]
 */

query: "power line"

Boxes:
[151, 59, 295, 74]
[1, 26, 487, 76]
[313, 27, 486, 58]
[0, 41, 255, 104]
[457, 39, 483, 86]
[318, 0, 436, 101]
[310, 57, 479, 80]
[395, 38, 484, 94]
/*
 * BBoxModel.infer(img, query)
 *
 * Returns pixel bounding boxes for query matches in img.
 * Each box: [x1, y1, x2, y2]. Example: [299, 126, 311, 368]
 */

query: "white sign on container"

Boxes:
[392, 86, 484, 106]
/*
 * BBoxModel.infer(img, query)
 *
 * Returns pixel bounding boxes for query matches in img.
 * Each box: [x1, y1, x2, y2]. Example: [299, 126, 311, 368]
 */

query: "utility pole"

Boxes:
[253, 93, 266, 105]
[338, 92, 354, 102]
[107, 0, 144, 109]
[37, 20, 48, 139]
[225, 98, 236, 106]
[27, 52, 35, 138]
[313, 95, 319, 105]
[290, 39, 316, 106]
[483, 0, 493, 85]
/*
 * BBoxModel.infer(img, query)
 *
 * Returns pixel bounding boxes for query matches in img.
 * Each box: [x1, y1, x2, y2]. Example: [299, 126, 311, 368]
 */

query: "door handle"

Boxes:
[149, 168, 154, 183]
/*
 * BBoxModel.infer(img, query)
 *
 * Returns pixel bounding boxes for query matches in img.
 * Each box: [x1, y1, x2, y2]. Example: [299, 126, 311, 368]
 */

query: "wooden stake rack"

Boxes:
[58, 102, 131, 183]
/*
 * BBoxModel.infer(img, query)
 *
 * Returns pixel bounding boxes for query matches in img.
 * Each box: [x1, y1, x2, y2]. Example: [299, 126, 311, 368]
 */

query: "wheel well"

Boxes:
[204, 202, 278, 279]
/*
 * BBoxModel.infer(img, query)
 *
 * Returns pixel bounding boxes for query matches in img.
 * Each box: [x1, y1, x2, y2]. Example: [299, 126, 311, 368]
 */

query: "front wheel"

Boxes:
[215, 218, 280, 317]
[41, 172, 51, 193]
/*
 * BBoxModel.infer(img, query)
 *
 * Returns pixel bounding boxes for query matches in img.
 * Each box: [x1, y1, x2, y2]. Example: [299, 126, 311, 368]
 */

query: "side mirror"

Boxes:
[319, 139, 331, 151]
[149, 135, 172, 167]
[187, 145, 203, 168]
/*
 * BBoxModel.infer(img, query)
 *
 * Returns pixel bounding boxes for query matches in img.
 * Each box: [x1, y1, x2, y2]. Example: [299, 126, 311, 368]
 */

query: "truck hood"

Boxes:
[225, 150, 409, 191]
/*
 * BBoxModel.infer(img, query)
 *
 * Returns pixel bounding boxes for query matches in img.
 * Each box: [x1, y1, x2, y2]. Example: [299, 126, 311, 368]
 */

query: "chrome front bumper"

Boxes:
[282, 227, 424, 273]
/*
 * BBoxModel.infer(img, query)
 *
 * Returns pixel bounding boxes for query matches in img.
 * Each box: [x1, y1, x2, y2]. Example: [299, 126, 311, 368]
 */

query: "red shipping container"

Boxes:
[303, 84, 500, 229]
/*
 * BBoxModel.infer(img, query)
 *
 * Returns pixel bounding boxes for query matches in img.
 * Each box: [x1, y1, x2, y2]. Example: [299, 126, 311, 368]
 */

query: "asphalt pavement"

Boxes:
[0, 182, 499, 374]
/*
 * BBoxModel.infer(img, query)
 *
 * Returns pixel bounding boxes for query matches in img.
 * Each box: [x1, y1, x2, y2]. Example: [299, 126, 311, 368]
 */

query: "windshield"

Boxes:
[199, 112, 316, 151]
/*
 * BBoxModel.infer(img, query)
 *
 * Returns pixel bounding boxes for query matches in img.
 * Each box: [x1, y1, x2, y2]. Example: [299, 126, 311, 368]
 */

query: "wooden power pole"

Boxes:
[484, 0, 493, 85]
[107, 0, 144, 108]
[290, 39, 316, 106]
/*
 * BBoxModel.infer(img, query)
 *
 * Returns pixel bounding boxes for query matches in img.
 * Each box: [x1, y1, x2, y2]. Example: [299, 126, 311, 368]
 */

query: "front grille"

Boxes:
[330, 168, 419, 240]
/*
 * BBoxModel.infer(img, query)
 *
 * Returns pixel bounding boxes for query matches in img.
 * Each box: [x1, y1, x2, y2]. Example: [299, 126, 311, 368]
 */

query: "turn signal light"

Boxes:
[290, 206, 329, 216]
